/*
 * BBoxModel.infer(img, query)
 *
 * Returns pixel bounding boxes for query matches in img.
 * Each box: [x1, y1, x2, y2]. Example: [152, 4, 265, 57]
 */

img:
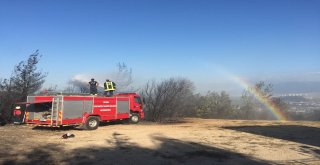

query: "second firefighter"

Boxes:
[104, 79, 116, 97]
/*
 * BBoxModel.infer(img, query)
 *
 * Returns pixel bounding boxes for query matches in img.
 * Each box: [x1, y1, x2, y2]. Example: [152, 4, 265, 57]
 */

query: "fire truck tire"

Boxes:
[130, 113, 140, 124]
[84, 116, 100, 130]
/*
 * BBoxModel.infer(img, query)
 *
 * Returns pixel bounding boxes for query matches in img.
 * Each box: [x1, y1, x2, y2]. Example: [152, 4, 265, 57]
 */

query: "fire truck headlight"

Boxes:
[15, 106, 21, 109]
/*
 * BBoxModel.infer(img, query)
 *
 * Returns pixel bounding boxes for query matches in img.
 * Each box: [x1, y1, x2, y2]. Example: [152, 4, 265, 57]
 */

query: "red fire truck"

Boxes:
[16, 93, 144, 130]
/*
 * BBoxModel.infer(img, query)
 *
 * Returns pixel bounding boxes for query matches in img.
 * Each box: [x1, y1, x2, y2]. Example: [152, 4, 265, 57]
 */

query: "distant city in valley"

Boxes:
[273, 81, 320, 114]
[278, 93, 320, 114]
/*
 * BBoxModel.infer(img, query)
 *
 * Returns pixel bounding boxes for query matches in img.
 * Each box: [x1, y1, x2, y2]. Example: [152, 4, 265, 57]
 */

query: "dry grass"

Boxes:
[0, 118, 319, 165]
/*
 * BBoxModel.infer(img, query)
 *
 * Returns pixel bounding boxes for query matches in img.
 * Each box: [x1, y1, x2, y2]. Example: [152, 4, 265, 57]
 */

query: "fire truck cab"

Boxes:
[17, 93, 144, 130]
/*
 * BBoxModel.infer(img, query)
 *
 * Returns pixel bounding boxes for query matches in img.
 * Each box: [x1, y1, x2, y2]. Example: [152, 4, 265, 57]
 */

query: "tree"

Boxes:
[196, 91, 233, 119]
[240, 89, 257, 119]
[0, 50, 47, 122]
[216, 91, 233, 118]
[11, 50, 47, 101]
[270, 97, 289, 120]
[240, 81, 288, 120]
[254, 81, 273, 99]
[0, 78, 16, 122]
[141, 77, 194, 122]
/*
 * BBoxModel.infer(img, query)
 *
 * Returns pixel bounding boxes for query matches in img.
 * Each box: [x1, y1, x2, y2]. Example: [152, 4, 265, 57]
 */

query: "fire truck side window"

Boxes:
[27, 103, 52, 112]
[134, 96, 141, 104]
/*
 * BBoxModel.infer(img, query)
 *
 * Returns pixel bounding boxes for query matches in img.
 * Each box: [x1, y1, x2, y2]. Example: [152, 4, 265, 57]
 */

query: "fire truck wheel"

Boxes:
[84, 116, 100, 130]
[130, 113, 140, 124]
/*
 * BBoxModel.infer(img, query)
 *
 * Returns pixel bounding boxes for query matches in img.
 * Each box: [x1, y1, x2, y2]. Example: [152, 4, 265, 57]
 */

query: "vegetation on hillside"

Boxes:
[0, 53, 319, 123]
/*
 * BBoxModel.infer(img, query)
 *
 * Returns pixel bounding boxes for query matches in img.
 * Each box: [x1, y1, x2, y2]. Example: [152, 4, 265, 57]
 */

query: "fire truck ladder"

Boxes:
[51, 97, 61, 126]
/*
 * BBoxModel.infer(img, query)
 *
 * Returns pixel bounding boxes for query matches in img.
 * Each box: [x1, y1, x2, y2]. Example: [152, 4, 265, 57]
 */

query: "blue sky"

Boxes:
[0, 0, 319, 95]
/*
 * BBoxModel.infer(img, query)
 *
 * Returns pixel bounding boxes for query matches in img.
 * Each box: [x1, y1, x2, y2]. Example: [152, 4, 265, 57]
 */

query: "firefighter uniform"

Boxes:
[89, 78, 99, 95]
[104, 79, 116, 97]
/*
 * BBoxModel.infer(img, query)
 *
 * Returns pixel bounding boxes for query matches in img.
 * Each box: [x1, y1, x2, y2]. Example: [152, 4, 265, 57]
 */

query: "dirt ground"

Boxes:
[0, 118, 320, 165]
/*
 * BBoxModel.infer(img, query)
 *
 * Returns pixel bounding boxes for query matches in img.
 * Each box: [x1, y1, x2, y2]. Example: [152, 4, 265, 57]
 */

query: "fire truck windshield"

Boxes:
[134, 96, 142, 104]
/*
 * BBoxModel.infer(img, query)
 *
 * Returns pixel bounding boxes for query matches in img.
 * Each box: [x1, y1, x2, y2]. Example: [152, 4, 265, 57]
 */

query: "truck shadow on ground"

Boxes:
[1, 133, 269, 165]
[31, 125, 83, 131]
[30, 121, 130, 130]
[223, 125, 320, 147]
[30, 121, 150, 131]
[29, 120, 187, 131]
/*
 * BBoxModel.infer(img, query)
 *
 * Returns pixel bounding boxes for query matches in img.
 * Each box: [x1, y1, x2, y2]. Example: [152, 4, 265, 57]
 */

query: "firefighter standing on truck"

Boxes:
[104, 79, 116, 97]
[88, 78, 99, 95]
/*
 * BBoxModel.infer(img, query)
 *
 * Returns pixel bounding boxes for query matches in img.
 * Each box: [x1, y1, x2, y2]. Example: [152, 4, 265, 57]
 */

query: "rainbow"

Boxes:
[230, 76, 287, 121]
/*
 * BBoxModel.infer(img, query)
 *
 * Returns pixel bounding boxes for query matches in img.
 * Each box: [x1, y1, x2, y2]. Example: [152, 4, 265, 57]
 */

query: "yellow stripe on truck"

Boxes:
[25, 112, 29, 121]
[58, 111, 62, 124]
